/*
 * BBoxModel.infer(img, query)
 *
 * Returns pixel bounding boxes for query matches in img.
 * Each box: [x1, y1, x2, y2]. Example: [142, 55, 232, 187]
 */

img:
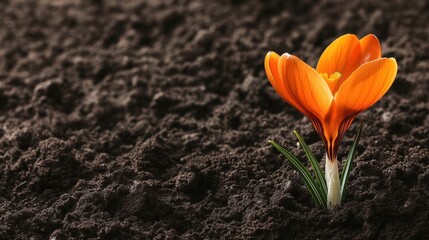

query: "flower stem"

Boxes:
[325, 154, 341, 209]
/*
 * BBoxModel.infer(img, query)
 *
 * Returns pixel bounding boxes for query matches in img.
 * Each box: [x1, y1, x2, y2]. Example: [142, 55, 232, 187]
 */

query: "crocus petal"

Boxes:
[359, 34, 382, 63]
[264, 51, 307, 114]
[279, 54, 333, 120]
[334, 58, 397, 115]
[321, 58, 397, 160]
[316, 34, 362, 85]
[264, 51, 284, 99]
[332, 34, 383, 92]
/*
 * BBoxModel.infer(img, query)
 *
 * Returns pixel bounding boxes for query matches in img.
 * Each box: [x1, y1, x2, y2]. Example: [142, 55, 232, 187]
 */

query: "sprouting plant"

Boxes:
[265, 34, 397, 209]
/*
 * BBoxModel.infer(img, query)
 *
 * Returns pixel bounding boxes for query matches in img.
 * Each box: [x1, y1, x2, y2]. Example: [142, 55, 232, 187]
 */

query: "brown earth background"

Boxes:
[0, 0, 428, 239]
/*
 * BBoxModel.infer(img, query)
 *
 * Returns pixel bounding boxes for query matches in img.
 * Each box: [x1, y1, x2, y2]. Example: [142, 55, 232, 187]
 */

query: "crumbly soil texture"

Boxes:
[0, 0, 428, 239]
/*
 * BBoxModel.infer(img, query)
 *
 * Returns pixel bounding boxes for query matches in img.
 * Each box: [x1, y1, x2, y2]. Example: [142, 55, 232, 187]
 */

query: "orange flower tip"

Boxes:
[364, 33, 378, 40]
[265, 51, 277, 61]
[388, 57, 397, 63]
[281, 53, 291, 58]
[386, 57, 398, 70]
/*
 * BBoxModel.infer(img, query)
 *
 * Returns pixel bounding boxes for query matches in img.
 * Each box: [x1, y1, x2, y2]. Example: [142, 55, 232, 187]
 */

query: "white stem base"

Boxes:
[325, 155, 341, 209]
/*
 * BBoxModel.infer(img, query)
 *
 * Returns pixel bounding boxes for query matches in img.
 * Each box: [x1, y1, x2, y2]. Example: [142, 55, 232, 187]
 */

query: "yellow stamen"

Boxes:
[319, 72, 342, 92]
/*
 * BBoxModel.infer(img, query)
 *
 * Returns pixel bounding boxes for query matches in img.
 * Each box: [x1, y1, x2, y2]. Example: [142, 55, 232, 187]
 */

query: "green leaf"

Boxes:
[268, 140, 326, 209]
[293, 131, 328, 200]
[340, 122, 363, 201]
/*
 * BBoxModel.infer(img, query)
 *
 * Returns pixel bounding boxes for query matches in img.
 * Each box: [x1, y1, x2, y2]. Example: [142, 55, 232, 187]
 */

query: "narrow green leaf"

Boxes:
[340, 122, 363, 201]
[268, 140, 326, 209]
[293, 130, 328, 200]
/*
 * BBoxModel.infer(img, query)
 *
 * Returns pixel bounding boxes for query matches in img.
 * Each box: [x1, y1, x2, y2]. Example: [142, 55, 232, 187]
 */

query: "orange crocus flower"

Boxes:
[265, 34, 397, 207]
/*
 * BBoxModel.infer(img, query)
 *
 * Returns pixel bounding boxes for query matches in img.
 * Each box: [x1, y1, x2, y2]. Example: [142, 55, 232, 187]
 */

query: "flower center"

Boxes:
[319, 72, 341, 92]
[319, 72, 341, 83]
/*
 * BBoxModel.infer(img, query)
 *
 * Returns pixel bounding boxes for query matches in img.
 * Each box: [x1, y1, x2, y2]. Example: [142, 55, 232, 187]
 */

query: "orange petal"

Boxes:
[359, 34, 382, 63]
[264, 52, 282, 97]
[316, 34, 362, 89]
[264, 51, 306, 113]
[334, 58, 397, 114]
[279, 54, 333, 119]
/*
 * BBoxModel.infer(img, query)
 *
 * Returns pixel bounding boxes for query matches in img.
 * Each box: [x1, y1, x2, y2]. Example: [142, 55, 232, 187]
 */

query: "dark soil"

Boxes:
[0, 0, 428, 239]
